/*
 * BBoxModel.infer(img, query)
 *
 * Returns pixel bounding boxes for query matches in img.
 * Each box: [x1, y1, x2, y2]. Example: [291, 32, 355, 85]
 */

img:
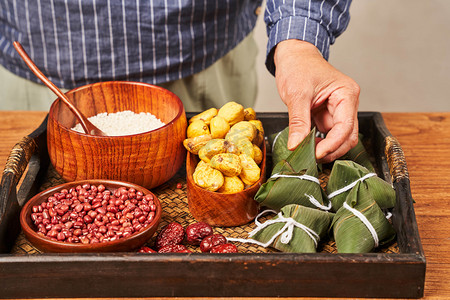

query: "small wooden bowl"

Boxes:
[47, 81, 187, 189]
[186, 144, 266, 227]
[20, 180, 162, 253]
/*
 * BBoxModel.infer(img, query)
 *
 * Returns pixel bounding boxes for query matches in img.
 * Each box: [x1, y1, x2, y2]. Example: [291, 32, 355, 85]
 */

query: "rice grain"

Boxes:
[71, 110, 166, 136]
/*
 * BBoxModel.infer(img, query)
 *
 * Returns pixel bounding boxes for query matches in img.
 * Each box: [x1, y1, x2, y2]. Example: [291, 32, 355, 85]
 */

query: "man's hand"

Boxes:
[274, 39, 360, 163]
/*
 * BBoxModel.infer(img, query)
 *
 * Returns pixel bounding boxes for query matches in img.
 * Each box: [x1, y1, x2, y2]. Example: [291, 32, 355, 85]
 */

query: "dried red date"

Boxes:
[200, 233, 227, 252]
[210, 243, 238, 253]
[138, 246, 157, 253]
[158, 244, 191, 253]
[185, 222, 213, 245]
[155, 222, 185, 250]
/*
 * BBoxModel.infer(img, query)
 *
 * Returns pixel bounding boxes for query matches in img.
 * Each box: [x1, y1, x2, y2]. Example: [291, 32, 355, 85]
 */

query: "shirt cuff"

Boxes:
[265, 15, 331, 76]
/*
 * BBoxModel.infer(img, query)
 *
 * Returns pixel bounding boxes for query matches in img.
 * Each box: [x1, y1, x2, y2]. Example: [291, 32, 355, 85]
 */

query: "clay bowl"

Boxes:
[47, 81, 187, 189]
[186, 143, 266, 227]
[20, 180, 162, 253]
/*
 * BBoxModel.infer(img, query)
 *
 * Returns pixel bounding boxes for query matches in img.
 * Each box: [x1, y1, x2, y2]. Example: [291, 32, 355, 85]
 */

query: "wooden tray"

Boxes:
[0, 112, 425, 298]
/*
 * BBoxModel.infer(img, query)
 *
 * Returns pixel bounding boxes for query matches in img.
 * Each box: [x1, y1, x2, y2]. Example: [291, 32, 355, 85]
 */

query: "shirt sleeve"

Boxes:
[264, 0, 352, 75]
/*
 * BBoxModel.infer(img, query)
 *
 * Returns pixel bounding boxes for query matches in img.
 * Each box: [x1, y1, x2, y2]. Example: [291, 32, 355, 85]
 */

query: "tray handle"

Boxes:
[3, 136, 37, 186]
[384, 136, 409, 183]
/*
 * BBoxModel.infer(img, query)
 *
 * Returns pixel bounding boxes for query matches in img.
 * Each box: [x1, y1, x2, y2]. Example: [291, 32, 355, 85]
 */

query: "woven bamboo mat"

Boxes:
[11, 164, 399, 255]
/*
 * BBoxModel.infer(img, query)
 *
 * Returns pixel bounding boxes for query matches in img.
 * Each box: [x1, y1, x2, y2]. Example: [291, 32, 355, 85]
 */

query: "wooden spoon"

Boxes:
[13, 41, 106, 136]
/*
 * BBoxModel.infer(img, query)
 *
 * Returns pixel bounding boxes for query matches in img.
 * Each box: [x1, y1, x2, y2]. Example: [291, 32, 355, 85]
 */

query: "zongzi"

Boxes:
[331, 181, 396, 253]
[339, 133, 375, 172]
[234, 205, 334, 253]
[255, 128, 331, 211]
[326, 160, 396, 212]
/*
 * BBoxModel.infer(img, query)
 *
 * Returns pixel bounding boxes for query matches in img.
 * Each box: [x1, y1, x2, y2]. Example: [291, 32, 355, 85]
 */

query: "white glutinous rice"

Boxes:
[71, 110, 166, 136]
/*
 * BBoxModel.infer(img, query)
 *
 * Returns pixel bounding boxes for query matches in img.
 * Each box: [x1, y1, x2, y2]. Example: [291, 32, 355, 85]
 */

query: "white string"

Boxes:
[270, 173, 321, 185]
[271, 131, 283, 153]
[253, 209, 278, 227]
[304, 194, 332, 211]
[269, 174, 329, 210]
[343, 202, 379, 248]
[226, 210, 320, 248]
[327, 173, 377, 199]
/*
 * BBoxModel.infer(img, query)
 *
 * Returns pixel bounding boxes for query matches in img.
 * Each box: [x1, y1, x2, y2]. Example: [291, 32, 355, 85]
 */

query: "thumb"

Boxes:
[286, 99, 312, 150]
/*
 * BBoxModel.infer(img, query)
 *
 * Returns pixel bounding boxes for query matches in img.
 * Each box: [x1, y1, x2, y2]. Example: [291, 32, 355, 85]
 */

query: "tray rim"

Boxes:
[0, 111, 426, 299]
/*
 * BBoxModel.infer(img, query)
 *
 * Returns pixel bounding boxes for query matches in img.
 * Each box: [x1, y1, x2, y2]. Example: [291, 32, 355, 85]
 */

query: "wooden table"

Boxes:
[0, 111, 449, 300]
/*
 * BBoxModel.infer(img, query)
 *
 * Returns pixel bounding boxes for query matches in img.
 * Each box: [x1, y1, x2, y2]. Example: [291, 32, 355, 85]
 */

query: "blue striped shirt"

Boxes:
[0, 0, 351, 90]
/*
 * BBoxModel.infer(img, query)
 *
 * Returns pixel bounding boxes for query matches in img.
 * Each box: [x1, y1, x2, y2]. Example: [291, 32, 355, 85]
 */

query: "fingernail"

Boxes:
[287, 133, 303, 150]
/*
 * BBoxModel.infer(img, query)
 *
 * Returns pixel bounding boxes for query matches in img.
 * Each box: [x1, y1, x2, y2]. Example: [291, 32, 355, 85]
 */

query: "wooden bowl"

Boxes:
[20, 180, 162, 253]
[186, 143, 266, 227]
[47, 81, 187, 189]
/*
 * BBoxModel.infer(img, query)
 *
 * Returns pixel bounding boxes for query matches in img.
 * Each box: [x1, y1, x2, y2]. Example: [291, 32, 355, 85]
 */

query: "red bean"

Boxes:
[30, 184, 157, 245]
[74, 204, 84, 213]
[92, 202, 102, 209]
[65, 221, 73, 229]
[88, 210, 97, 219]
[47, 230, 58, 238]
[57, 232, 66, 241]
[109, 225, 119, 232]
[83, 215, 93, 224]
[48, 208, 57, 217]
[31, 213, 39, 222]
[42, 210, 50, 220]
[99, 226, 107, 234]
[148, 212, 155, 222]
[96, 207, 106, 215]
[53, 224, 62, 232]
[83, 203, 92, 211]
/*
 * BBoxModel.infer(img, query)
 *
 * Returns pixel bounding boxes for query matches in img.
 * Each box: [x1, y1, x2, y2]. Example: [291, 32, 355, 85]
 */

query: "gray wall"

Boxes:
[253, 0, 450, 112]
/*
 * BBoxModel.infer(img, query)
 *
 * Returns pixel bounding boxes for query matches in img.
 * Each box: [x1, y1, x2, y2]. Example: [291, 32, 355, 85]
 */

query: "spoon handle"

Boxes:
[13, 41, 92, 135]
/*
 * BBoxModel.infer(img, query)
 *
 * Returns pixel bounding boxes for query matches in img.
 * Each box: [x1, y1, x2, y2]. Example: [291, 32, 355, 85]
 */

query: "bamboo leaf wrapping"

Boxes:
[326, 160, 396, 212]
[267, 126, 292, 168]
[251, 205, 335, 253]
[255, 128, 329, 211]
[339, 134, 375, 173]
[331, 181, 396, 253]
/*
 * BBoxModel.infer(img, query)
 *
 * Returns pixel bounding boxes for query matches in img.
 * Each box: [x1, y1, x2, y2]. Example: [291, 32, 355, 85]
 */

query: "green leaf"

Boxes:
[326, 160, 396, 212]
[251, 205, 335, 253]
[331, 181, 396, 253]
[255, 128, 329, 210]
